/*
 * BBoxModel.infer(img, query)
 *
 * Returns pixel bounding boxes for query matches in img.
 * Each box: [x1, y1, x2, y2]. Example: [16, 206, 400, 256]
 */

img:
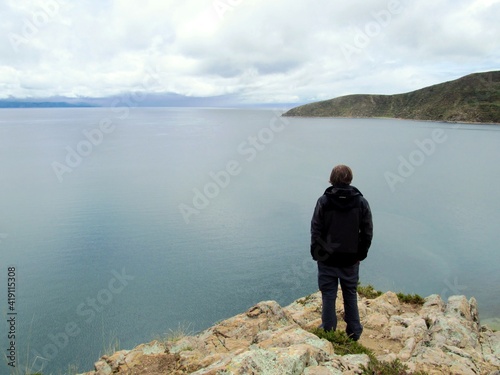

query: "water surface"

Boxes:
[0, 108, 499, 374]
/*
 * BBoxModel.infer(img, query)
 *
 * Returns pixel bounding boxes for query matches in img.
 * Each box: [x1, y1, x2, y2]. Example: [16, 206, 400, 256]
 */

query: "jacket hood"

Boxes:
[323, 184, 363, 211]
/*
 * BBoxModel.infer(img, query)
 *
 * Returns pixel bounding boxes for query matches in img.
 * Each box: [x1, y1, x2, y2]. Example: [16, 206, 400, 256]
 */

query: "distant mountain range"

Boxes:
[0, 93, 231, 108]
[0, 93, 295, 109]
[283, 71, 500, 124]
[0, 101, 95, 108]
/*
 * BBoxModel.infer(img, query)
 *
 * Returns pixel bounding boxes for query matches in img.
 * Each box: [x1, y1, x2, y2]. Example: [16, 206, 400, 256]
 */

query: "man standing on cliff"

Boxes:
[311, 165, 373, 341]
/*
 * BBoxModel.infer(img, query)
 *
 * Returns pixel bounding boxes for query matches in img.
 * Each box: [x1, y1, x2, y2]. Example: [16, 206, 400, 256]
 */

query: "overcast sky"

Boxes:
[1, 0, 499, 105]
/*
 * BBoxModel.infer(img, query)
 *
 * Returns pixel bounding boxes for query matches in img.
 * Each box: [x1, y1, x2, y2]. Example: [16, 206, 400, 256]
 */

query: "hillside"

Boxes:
[283, 71, 500, 124]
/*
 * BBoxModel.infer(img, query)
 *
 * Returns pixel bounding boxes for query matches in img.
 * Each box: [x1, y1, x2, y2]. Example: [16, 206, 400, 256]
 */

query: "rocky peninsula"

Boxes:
[79, 290, 500, 375]
[283, 71, 500, 124]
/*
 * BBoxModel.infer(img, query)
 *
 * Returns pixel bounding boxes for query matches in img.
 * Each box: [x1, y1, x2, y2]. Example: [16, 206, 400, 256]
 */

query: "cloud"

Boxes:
[0, 0, 499, 104]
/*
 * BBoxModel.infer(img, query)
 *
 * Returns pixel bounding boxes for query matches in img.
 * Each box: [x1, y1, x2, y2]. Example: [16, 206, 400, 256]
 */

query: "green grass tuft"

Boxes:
[311, 326, 430, 374]
[163, 322, 194, 344]
[310, 328, 374, 357]
[296, 294, 315, 305]
[101, 337, 121, 357]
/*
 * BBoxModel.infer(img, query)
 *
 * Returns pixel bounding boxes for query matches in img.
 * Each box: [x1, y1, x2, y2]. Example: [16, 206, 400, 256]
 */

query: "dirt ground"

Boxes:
[340, 303, 421, 356]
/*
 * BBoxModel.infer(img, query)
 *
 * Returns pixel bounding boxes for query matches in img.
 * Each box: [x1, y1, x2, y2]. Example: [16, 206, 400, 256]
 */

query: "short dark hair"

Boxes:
[329, 165, 353, 185]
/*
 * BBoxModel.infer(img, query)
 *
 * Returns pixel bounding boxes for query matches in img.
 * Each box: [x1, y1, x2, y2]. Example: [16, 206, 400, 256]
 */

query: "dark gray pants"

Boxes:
[318, 262, 363, 340]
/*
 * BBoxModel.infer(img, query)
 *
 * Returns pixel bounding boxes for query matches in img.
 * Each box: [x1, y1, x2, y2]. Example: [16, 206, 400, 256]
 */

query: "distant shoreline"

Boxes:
[281, 114, 500, 126]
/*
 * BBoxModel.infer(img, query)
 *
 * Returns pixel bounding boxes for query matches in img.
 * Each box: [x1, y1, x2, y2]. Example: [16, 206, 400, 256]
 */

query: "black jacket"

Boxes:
[311, 184, 373, 267]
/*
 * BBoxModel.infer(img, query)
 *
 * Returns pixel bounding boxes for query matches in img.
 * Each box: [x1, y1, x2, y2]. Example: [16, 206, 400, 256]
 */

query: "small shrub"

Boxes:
[361, 357, 408, 374]
[361, 358, 429, 374]
[362, 358, 404, 374]
[396, 292, 425, 305]
[357, 283, 383, 299]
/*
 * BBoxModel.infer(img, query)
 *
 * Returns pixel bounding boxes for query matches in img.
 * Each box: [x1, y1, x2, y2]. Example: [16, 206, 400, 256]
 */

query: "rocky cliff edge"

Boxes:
[79, 291, 500, 375]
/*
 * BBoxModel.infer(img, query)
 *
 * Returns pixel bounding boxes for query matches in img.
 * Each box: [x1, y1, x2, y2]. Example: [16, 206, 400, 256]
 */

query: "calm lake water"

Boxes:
[0, 107, 499, 374]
